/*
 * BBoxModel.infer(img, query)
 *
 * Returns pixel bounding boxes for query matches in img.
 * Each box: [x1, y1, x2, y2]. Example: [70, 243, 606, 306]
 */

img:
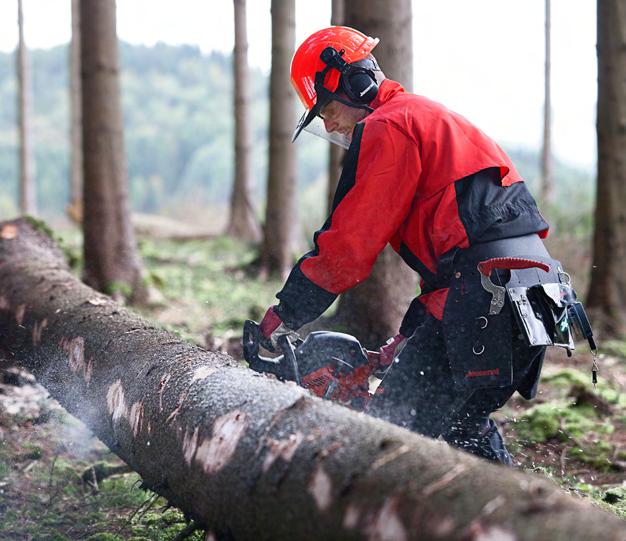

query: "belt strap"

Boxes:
[427, 234, 549, 292]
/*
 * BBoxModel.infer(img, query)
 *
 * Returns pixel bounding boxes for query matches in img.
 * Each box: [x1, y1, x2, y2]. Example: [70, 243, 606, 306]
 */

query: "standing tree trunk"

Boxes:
[586, 0, 626, 337]
[261, 0, 297, 278]
[0, 218, 624, 541]
[80, 0, 146, 303]
[67, 0, 83, 224]
[540, 0, 553, 205]
[326, 0, 346, 216]
[333, 0, 417, 347]
[226, 0, 261, 242]
[16, 0, 36, 216]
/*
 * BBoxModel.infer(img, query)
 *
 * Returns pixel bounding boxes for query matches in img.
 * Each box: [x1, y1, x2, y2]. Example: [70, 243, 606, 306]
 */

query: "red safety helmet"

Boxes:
[291, 26, 379, 142]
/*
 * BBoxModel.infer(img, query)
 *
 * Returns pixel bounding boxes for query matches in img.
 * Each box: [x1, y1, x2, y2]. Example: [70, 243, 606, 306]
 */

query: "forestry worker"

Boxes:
[258, 26, 563, 465]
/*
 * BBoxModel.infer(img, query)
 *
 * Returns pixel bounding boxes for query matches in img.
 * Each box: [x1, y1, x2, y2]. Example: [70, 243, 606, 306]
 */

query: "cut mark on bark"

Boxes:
[481, 495, 506, 516]
[129, 401, 145, 437]
[262, 431, 304, 473]
[191, 365, 217, 383]
[60, 336, 93, 384]
[343, 504, 361, 530]
[166, 389, 190, 423]
[0, 296, 9, 310]
[87, 297, 108, 306]
[15, 304, 26, 325]
[32, 318, 48, 346]
[158, 374, 171, 413]
[430, 517, 456, 538]
[368, 496, 407, 541]
[308, 464, 332, 512]
[473, 526, 517, 541]
[371, 444, 410, 471]
[422, 463, 467, 497]
[0, 224, 17, 239]
[195, 410, 248, 475]
[106, 379, 128, 422]
[182, 426, 200, 465]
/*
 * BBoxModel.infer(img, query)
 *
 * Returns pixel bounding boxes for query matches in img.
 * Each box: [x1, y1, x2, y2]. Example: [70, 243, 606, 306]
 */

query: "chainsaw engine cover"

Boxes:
[295, 331, 369, 375]
[295, 331, 371, 404]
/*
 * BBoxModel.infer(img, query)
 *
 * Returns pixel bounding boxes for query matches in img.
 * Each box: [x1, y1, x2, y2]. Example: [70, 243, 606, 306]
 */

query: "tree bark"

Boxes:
[0, 219, 624, 540]
[261, 0, 297, 278]
[16, 0, 36, 216]
[226, 0, 261, 242]
[333, 0, 417, 347]
[586, 0, 626, 337]
[80, 0, 146, 303]
[67, 0, 84, 224]
[540, 0, 553, 205]
[326, 0, 346, 216]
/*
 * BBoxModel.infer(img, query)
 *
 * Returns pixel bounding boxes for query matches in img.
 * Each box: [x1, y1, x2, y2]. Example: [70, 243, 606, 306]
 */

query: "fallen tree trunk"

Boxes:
[0, 219, 623, 541]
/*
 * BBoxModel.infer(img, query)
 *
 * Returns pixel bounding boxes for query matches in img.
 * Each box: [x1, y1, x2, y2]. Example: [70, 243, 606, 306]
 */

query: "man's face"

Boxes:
[319, 99, 369, 136]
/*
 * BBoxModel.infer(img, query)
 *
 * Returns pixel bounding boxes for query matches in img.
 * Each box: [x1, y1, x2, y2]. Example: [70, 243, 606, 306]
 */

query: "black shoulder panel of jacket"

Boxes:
[275, 123, 366, 330]
[455, 167, 549, 244]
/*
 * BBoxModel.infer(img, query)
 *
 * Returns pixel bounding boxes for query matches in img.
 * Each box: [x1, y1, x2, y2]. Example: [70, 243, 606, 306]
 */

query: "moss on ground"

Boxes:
[138, 236, 282, 341]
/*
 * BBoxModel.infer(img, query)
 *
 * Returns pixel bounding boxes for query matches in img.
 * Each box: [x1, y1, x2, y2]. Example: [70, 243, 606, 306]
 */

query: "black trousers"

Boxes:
[368, 316, 545, 465]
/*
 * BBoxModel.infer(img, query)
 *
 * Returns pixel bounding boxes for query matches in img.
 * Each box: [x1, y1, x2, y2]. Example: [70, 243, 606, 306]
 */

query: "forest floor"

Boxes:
[0, 230, 625, 540]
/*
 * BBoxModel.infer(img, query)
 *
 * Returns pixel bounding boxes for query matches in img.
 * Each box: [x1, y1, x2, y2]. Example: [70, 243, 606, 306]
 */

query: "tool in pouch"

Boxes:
[243, 320, 381, 410]
[478, 257, 599, 385]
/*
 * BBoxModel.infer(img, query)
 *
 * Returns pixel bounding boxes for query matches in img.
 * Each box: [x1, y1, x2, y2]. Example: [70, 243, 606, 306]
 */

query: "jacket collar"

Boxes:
[370, 79, 406, 110]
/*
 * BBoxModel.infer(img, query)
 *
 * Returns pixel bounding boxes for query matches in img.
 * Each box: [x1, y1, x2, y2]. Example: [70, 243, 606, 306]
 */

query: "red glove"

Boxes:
[259, 306, 298, 351]
[378, 333, 407, 370]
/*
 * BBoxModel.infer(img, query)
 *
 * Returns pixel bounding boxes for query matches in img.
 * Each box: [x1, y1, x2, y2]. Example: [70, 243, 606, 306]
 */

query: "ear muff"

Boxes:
[341, 69, 378, 104]
[319, 47, 379, 105]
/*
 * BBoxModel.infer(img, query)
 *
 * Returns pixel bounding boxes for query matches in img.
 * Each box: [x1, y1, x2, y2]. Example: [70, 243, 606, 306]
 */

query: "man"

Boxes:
[259, 26, 556, 465]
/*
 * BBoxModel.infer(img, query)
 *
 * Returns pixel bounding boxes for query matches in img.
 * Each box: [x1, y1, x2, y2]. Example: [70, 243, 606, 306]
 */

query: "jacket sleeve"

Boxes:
[275, 119, 422, 329]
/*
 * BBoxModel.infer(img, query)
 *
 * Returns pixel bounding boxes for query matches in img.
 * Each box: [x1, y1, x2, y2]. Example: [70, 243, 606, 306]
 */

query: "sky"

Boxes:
[0, 0, 597, 167]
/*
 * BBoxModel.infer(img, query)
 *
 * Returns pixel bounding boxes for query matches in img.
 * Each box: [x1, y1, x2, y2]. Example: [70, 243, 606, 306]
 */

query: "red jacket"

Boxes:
[276, 80, 548, 330]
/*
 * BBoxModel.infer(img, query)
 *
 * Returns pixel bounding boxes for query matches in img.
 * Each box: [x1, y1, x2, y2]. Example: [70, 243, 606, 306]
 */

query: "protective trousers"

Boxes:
[368, 315, 546, 465]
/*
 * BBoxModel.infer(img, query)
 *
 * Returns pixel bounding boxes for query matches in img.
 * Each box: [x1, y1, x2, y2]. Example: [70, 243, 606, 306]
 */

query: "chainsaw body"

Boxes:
[243, 320, 377, 410]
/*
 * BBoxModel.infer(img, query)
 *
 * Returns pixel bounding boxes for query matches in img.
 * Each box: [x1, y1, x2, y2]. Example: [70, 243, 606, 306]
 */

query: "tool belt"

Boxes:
[439, 235, 597, 391]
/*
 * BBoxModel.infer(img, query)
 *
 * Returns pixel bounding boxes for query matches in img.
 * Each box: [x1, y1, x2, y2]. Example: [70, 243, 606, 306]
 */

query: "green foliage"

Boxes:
[0, 42, 327, 221]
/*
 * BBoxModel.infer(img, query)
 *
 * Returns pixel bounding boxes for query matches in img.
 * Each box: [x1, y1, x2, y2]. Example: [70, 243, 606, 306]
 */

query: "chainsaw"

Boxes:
[242, 320, 382, 410]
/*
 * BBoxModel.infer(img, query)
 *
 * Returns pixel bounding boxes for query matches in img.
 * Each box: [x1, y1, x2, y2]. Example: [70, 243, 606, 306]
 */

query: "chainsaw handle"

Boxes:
[243, 320, 302, 383]
[477, 257, 550, 277]
[243, 319, 262, 362]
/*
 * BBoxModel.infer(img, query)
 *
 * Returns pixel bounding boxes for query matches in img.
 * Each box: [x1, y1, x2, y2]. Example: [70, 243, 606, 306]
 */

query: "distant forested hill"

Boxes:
[0, 42, 326, 219]
[0, 42, 592, 222]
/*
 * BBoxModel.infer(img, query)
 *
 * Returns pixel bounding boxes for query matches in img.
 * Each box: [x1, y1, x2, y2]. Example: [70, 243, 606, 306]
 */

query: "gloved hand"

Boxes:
[259, 306, 298, 352]
[377, 333, 407, 370]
